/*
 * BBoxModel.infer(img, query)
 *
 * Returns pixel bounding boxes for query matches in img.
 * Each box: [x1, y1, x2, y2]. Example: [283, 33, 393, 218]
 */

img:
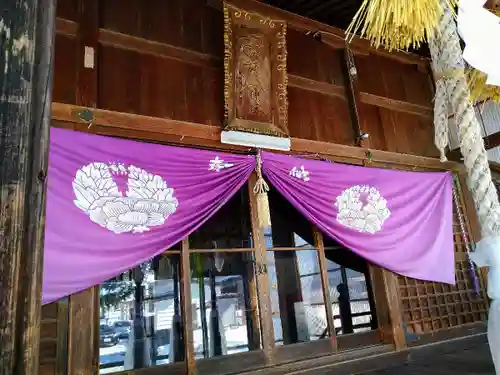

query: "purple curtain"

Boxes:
[42, 129, 255, 304]
[261, 151, 454, 284]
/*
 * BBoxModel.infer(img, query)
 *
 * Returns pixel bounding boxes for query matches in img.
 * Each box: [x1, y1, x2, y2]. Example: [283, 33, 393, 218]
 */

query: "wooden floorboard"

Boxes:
[361, 342, 495, 375]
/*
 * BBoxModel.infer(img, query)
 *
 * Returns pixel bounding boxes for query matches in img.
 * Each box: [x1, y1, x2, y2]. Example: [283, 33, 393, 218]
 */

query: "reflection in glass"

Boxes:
[265, 187, 316, 249]
[189, 187, 252, 249]
[268, 250, 328, 345]
[99, 253, 183, 374]
[323, 251, 375, 335]
[190, 252, 260, 359]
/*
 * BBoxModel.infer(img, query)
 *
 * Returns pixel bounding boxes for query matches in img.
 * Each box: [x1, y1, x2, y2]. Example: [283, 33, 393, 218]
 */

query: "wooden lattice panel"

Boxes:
[398, 179, 489, 334]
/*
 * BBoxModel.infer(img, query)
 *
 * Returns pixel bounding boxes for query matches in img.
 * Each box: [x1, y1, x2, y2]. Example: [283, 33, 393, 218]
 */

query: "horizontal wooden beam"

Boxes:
[288, 75, 432, 118]
[99, 29, 220, 68]
[288, 74, 345, 99]
[448, 131, 500, 160]
[55, 18, 78, 37]
[359, 92, 433, 118]
[54, 17, 432, 118]
[51, 102, 463, 171]
[484, 131, 500, 150]
[490, 161, 500, 173]
[207, 0, 430, 68]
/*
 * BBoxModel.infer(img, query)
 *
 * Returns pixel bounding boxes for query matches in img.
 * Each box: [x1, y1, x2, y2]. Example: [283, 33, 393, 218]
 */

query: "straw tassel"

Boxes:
[346, 0, 457, 51]
[253, 150, 271, 228]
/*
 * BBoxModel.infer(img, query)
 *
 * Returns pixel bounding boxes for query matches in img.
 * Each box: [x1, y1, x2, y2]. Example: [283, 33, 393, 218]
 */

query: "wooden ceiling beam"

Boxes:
[207, 0, 430, 67]
[51, 102, 463, 172]
[447, 131, 500, 160]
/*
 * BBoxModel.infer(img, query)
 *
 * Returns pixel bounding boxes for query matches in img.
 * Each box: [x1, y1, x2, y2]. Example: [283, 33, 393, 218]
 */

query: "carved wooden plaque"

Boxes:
[224, 2, 288, 138]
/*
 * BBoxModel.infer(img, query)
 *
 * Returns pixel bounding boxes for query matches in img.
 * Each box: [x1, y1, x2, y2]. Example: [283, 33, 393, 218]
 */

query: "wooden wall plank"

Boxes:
[51, 0, 439, 159]
[181, 239, 196, 375]
[53, 35, 78, 104]
[67, 289, 99, 375]
[57, 0, 78, 21]
[67, 2, 100, 375]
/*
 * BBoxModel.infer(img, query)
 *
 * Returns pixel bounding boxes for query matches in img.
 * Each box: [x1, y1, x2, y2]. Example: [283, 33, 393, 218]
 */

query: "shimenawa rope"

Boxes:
[429, 0, 500, 238]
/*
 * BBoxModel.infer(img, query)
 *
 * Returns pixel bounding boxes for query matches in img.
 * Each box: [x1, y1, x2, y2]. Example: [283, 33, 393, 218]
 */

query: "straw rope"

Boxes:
[429, 0, 500, 237]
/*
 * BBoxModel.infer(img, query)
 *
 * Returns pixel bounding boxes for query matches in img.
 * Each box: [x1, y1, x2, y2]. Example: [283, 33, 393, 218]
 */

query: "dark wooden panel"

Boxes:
[40, 363, 56, 375]
[100, 0, 142, 36]
[196, 350, 267, 375]
[99, 45, 222, 125]
[201, 3, 224, 56]
[100, 0, 219, 55]
[118, 362, 187, 375]
[98, 46, 142, 114]
[356, 54, 433, 107]
[67, 288, 99, 375]
[53, 35, 77, 104]
[355, 55, 386, 98]
[40, 321, 58, 339]
[39, 301, 69, 375]
[337, 330, 380, 351]
[39, 302, 59, 374]
[358, 103, 387, 151]
[274, 339, 333, 364]
[40, 340, 57, 361]
[376, 108, 438, 157]
[181, 0, 204, 52]
[287, 87, 352, 144]
[287, 28, 344, 85]
[42, 302, 58, 320]
[313, 91, 353, 145]
[203, 67, 224, 126]
[56, 0, 78, 21]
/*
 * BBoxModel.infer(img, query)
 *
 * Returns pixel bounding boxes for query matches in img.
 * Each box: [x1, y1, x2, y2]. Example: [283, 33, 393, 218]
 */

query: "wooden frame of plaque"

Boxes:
[223, 2, 289, 139]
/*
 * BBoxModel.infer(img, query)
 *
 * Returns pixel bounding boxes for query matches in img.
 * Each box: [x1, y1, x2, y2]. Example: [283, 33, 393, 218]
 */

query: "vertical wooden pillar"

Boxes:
[67, 1, 100, 374]
[248, 174, 276, 364]
[181, 239, 196, 375]
[369, 266, 406, 350]
[0, 1, 56, 374]
[313, 229, 338, 351]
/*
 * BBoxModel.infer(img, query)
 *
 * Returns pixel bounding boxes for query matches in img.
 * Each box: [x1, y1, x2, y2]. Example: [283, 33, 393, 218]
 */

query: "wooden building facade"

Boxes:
[34, 0, 489, 374]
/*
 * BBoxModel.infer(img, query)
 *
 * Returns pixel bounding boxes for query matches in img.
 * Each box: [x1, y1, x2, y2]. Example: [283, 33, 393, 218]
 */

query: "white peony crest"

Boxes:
[72, 162, 179, 234]
[334, 185, 390, 234]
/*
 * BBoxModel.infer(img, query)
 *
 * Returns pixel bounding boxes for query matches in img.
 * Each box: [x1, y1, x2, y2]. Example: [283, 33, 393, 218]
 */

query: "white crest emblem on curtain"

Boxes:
[334, 185, 390, 234]
[72, 162, 179, 234]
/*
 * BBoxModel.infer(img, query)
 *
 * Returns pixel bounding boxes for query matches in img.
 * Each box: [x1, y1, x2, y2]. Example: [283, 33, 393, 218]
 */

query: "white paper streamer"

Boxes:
[458, 0, 500, 87]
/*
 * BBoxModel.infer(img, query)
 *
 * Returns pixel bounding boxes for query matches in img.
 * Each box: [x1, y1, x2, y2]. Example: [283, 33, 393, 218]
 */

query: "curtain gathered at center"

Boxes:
[42, 128, 255, 304]
[260, 151, 454, 284]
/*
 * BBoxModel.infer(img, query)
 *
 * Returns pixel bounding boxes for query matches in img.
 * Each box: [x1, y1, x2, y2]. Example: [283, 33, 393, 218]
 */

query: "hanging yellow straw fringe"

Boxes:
[346, 0, 457, 51]
[466, 9, 500, 103]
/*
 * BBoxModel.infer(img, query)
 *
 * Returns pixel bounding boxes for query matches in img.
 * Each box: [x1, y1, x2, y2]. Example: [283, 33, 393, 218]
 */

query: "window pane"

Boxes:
[267, 249, 328, 345]
[265, 188, 315, 249]
[190, 252, 261, 359]
[189, 186, 252, 249]
[99, 253, 182, 374]
[323, 249, 376, 336]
